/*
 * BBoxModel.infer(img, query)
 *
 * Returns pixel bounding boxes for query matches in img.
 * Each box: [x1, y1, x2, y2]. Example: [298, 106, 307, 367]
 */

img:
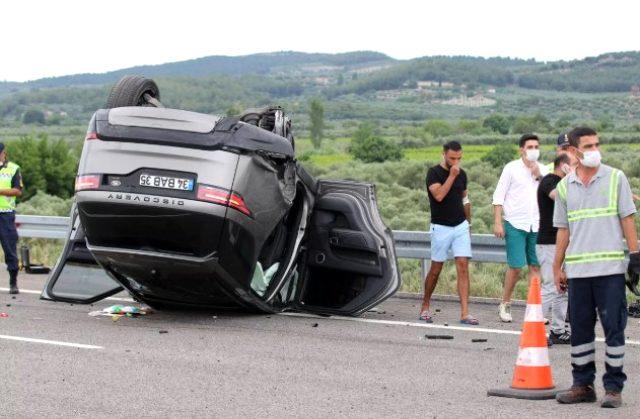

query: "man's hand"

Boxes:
[530, 164, 541, 180]
[449, 164, 460, 178]
[627, 252, 640, 296]
[493, 223, 505, 239]
[554, 267, 568, 293]
[633, 194, 640, 202]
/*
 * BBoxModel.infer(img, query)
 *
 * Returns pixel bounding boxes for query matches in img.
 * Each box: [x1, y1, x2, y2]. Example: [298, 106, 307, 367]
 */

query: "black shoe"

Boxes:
[9, 271, 19, 294]
[601, 391, 622, 408]
[549, 331, 571, 345]
[556, 385, 597, 404]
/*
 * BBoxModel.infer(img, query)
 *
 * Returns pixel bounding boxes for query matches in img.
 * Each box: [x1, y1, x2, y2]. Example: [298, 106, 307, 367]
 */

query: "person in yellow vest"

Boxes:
[0, 143, 23, 294]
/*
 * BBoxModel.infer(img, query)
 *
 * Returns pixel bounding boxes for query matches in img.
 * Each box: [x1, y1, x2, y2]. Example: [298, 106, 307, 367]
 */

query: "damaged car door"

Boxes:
[294, 180, 400, 316]
[41, 204, 123, 303]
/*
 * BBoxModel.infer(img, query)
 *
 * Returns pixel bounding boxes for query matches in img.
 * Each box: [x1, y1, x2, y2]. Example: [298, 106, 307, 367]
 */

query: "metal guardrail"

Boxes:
[16, 215, 70, 240]
[15, 216, 508, 273]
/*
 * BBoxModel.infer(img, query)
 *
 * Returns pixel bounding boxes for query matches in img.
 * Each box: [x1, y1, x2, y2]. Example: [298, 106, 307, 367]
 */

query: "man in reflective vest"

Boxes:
[0, 142, 23, 294]
[553, 127, 640, 408]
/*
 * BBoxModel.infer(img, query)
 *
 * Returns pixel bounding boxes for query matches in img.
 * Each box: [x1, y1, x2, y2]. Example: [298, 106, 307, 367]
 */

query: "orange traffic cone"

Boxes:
[488, 275, 560, 400]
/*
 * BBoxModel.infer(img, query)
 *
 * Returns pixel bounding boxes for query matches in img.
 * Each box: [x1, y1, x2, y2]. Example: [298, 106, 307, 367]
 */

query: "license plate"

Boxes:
[139, 174, 194, 191]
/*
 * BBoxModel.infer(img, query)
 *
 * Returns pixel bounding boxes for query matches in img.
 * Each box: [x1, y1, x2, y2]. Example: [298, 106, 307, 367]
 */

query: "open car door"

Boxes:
[40, 204, 123, 303]
[294, 180, 400, 316]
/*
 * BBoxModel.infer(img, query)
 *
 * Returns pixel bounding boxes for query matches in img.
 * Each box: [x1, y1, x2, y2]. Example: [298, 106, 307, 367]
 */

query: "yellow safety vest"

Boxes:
[0, 162, 20, 212]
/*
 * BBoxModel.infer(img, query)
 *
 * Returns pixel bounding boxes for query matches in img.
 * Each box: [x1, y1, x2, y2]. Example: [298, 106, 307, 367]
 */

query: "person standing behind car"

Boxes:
[419, 141, 478, 325]
[0, 142, 23, 294]
[536, 153, 576, 345]
[492, 134, 548, 322]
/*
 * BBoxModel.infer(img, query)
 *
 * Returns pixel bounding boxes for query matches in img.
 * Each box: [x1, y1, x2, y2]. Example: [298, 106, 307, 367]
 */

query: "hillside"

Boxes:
[3, 50, 640, 130]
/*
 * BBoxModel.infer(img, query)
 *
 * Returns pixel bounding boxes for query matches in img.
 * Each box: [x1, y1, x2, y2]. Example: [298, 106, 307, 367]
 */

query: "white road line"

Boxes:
[0, 287, 135, 302]
[280, 312, 640, 347]
[0, 334, 103, 349]
[7, 288, 640, 347]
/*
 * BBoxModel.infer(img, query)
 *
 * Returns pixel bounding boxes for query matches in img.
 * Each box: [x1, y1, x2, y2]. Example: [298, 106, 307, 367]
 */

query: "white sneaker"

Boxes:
[499, 302, 512, 323]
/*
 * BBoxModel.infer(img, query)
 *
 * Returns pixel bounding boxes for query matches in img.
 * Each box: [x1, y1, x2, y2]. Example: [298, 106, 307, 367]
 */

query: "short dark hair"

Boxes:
[568, 127, 597, 147]
[443, 141, 462, 152]
[519, 134, 539, 148]
[553, 153, 571, 169]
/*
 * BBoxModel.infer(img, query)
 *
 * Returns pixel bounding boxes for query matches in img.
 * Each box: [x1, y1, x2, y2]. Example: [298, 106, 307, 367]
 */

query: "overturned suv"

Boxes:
[42, 76, 400, 316]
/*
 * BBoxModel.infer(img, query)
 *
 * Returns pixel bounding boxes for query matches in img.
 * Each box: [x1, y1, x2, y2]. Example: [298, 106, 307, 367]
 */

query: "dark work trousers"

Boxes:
[568, 274, 627, 392]
[0, 212, 19, 273]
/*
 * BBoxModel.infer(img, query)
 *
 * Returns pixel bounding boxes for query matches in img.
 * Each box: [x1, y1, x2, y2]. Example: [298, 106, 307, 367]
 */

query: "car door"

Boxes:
[294, 180, 400, 316]
[40, 203, 123, 304]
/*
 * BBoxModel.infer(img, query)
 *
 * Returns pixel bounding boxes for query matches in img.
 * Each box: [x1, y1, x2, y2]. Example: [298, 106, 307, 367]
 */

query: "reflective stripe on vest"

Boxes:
[565, 251, 626, 264]
[560, 168, 624, 265]
[0, 162, 19, 211]
[566, 169, 620, 222]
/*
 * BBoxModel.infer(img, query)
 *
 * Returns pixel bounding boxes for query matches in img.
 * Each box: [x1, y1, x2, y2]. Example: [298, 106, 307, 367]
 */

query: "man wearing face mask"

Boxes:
[553, 127, 639, 408]
[420, 141, 477, 325]
[492, 134, 548, 322]
[536, 153, 576, 345]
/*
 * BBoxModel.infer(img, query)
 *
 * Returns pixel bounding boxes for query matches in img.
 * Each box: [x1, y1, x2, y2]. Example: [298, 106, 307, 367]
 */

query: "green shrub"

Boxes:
[481, 142, 518, 169]
[350, 123, 403, 163]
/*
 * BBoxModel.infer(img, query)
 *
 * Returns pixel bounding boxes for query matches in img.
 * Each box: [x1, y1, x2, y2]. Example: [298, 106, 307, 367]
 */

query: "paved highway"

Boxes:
[1, 273, 639, 417]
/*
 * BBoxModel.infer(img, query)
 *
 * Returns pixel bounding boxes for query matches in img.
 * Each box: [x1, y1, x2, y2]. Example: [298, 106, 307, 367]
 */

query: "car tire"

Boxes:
[106, 75, 160, 108]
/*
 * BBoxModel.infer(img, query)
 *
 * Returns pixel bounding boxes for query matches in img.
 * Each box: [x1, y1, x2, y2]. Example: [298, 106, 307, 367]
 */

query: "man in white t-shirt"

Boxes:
[492, 134, 549, 322]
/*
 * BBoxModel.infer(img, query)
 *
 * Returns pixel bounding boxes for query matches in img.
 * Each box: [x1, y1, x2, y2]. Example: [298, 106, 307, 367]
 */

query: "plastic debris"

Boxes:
[472, 338, 488, 343]
[312, 323, 319, 327]
[425, 334, 453, 340]
[89, 304, 151, 318]
[0, 312, 8, 318]
[159, 330, 168, 334]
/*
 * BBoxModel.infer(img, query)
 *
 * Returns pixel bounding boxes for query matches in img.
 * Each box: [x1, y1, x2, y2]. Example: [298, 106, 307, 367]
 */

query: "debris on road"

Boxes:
[0, 312, 8, 318]
[159, 330, 168, 334]
[435, 309, 441, 313]
[425, 334, 454, 340]
[312, 323, 319, 327]
[88, 305, 152, 319]
[472, 338, 488, 343]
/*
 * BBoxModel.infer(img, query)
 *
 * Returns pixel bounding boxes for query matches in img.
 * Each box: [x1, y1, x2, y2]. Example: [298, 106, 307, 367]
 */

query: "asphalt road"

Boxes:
[1, 273, 640, 418]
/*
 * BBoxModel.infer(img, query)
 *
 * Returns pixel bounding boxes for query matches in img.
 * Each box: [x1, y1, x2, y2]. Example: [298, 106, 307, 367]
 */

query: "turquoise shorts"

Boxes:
[504, 221, 539, 268]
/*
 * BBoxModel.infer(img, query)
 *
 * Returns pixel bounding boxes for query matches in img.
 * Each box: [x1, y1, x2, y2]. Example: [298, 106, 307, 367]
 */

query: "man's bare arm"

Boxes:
[621, 215, 639, 253]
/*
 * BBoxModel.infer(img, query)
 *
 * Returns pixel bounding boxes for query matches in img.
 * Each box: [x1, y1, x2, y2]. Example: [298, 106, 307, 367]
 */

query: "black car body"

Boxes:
[41, 77, 400, 316]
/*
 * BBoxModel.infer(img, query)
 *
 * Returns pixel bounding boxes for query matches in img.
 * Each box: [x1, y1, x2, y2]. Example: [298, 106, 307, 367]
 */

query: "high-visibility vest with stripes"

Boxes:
[556, 167, 624, 266]
[0, 162, 20, 212]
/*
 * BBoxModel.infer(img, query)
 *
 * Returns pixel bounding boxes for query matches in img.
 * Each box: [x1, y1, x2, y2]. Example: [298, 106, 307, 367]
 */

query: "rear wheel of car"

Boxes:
[106, 75, 161, 108]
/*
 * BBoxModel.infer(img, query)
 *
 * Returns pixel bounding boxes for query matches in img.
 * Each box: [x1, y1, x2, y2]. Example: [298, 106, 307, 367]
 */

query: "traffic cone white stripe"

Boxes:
[516, 347, 550, 367]
[524, 304, 544, 322]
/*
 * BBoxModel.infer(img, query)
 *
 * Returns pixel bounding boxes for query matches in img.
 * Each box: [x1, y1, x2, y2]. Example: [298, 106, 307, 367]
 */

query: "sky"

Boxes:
[1, 0, 639, 82]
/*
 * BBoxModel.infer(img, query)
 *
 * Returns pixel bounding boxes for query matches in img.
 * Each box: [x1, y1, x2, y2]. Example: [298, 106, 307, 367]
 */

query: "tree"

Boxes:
[483, 114, 511, 134]
[423, 119, 453, 138]
[308, 98, 325, 149]
[6, 134, 77, 200]
[481, 142, 518, 169]
[350, 122, 403, 163]
[225, 103, 243, 116]
[22, 108, 45, 124]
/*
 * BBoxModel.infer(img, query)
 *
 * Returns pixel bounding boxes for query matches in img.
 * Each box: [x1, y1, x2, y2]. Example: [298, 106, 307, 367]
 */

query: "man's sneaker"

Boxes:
[498, 302, 512, 322]
[549, 331, 571, 345]
[601, 391, 622, 408]
[556, 385, 597, 404]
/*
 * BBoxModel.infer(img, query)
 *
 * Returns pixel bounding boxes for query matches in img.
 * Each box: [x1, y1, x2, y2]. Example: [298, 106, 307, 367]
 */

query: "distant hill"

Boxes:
[0, 51, 393, 94]
[3, 50, 640, 127]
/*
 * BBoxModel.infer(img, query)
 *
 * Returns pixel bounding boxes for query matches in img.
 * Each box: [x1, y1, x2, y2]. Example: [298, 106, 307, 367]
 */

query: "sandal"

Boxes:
[460, 315, 479, 325]
[418, 310, 434, 323]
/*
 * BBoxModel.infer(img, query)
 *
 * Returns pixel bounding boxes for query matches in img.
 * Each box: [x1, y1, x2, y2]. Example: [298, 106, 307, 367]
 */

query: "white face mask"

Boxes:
[580, 150, 602, 168]
[525, 149, 540, 162]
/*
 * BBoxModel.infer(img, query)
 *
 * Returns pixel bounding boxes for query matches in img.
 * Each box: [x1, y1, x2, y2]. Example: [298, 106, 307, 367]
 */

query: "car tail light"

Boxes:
[85, 132, 100, 140]
[196, 184, 251, 216]
[75, 175, 101, 191]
